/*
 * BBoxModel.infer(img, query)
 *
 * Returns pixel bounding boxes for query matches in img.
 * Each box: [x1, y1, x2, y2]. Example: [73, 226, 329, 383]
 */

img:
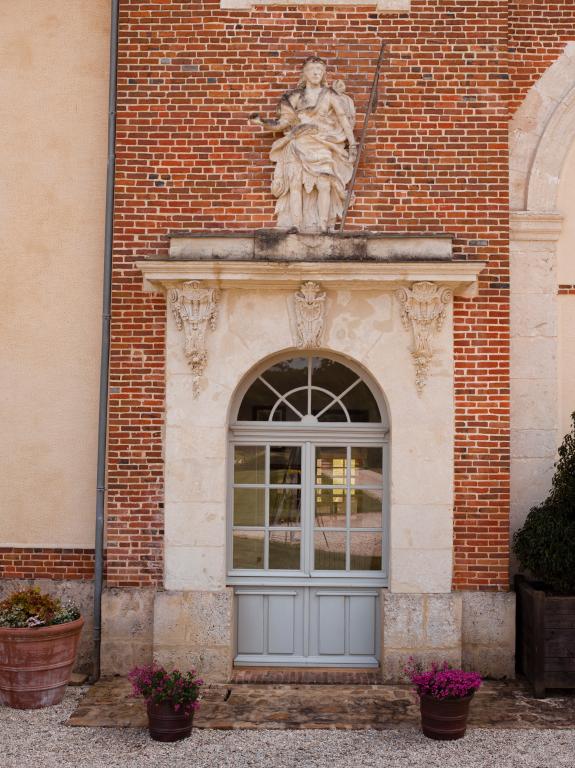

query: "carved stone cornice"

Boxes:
[169, 281, 219, 397]
[396, 282, 453, 394]
[510, 211, 564, 242]
[140, 259, 484, 298]
[294, 282, 326, 349]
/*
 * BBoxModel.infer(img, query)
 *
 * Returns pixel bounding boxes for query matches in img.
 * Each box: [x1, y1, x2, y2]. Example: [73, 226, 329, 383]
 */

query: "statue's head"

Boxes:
[298, 56, 327, 87]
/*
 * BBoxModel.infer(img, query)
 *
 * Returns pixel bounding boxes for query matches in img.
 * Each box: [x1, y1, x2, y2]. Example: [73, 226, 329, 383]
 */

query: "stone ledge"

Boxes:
[139, 258, 485, 298]
[220, 0, 409, 11]
[510, 211, 564, 241]
[168, 230, 452, 262]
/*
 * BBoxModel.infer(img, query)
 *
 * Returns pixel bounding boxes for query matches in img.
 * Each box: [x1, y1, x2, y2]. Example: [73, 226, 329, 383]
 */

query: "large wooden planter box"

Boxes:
[515, 575, 575, 697]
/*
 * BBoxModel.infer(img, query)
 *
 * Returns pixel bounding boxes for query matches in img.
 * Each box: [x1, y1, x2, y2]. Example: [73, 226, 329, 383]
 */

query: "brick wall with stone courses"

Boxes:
[509, 1, 575, 115]
[108, 0, 511, 590]
[0, 549, 95, 580]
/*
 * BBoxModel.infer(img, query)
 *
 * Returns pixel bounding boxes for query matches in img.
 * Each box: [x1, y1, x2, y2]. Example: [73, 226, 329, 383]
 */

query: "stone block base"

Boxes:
[0, 578, 95, 675]
[100, 587, 155, 675]
[381, 591, 515, 682]
[153, 589, 233, 682]
[462, 591, 516, 679]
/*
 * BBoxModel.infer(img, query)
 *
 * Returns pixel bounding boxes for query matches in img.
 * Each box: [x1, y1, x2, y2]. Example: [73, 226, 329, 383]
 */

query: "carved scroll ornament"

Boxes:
[396, 281, 452, 394]
[169, 281, 219, 398]
[293, 281, 327, 349]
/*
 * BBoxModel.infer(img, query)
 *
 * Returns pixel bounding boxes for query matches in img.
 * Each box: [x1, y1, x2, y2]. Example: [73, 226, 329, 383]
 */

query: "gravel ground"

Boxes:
[1, 688, 574, 768]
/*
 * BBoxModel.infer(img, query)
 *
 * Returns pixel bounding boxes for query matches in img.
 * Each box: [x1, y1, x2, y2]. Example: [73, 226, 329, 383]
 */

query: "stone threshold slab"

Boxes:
[139, 259, 485, 298]
[67, 678, 575, 730]
[168, 230, 452, 262]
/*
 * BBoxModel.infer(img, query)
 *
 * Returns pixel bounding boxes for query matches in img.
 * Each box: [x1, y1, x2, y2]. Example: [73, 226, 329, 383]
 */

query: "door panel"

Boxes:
[235, 586, 380, 667]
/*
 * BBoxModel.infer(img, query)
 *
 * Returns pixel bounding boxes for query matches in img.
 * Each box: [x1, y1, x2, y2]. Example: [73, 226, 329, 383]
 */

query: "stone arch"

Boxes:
[510, 42, 575, 544]
[510, 42, 575, 211]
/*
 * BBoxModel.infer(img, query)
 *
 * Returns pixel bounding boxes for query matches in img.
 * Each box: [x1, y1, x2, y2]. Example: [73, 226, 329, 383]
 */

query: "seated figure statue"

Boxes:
[250, 56, 357, 233]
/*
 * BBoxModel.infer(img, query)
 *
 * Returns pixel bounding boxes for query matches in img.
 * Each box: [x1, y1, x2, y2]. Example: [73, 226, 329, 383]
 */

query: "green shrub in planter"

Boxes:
[513, 413, 575, 595]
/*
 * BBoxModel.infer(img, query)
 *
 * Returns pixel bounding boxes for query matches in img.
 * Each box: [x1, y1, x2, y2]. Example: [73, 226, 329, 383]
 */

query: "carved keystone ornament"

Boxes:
[294, 281, 327, 349]
[169, 281, 219, 398]
[396, 281, 453, 394]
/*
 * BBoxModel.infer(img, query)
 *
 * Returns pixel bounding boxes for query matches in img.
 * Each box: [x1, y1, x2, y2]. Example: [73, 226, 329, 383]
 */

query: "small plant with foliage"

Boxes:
[129, 664, 204, 715]
[404, 658, 482, 700]
[513, 412, 575, 595]
[0, 587, 80, 628]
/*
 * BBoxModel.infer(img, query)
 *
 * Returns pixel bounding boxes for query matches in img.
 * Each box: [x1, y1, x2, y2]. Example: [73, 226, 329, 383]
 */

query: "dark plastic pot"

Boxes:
[0, 617, 84, 709]
[420, 693, 474, 740]
[147, 700, 194, 742]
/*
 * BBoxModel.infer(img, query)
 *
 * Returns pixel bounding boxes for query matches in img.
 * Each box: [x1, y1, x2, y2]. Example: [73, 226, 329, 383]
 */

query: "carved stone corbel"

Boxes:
[293, 281, 326, 349]
[169, 280, 219, 397]
[396, 281, 452, 394]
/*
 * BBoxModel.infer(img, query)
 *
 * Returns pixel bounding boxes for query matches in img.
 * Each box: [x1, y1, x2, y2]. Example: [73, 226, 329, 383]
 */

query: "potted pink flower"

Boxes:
[129, 664, 204, 742]
[404, 658, 482, 740]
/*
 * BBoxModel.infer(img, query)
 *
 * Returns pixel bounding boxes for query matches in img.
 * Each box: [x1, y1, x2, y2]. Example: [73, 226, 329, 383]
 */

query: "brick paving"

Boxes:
[67, 677, 575, 731]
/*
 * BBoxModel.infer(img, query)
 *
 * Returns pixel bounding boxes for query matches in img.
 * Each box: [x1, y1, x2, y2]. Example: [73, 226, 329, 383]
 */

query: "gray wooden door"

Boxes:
[230, 440, 387, 667]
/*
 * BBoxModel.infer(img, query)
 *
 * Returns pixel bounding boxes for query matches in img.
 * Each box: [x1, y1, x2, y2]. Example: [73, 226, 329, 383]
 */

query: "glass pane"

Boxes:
[271, 403, 292, 421]
[269, 446, 301, 484]
[350, 490, 383, 528]
[311, 389, 334, 416]
[351, 447, 383, 487]
[269, 530, 301, 570]
[261, 357, 308, 395]
[233, 488, 265, 526]
[233, 531, 265, 569]
[342, 381, 381, 423]
[312, 357, 359, 396]
[237, 378, 277, 421]
[316, 447, 347, 485]
[314, 532, 346, 570]
[315, 488, 346, 528]
[317, 404, 348, 423]
[234, 445, 265, 484]
[349, 533, 382, 571]
[285, 389, 308, 418]
[269, 488, 301, 526]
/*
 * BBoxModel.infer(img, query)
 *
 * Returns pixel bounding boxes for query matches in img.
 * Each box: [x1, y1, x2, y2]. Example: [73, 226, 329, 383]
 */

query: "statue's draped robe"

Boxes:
[270, 86, 355, 231]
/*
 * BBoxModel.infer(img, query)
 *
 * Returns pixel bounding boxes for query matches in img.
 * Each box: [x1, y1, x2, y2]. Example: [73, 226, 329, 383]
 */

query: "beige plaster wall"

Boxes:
[0, 2, 109, 546]
[557, 138, 575, 438]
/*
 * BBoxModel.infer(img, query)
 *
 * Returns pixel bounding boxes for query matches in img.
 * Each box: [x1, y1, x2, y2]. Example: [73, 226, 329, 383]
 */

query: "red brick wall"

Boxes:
[509, 1, 575, 114]
[0, 549, 94, 580]
[109, 0, 512, 590]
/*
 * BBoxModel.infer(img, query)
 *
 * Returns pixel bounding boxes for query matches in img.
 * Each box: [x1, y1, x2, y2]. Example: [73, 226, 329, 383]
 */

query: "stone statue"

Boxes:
[250, 56, 357, 233]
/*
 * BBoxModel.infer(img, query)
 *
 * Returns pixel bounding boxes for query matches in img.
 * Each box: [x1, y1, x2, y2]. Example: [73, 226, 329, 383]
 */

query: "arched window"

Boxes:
[229, 355, 389, 578]
[235, 356, 384, 424]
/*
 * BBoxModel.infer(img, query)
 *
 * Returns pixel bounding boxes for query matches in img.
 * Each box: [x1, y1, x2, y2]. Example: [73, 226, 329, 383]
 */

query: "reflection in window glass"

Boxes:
[233, 488, 265, 526]
[350, 490, 383, 528]
[312, 357, 359, 395]
[350, 533, 382, 571]
[237, 378, 276, 421]
[311, 389, 334, 416]
[269, 488, 301, 526]
[341, 381, 380, 423]
[234, 445, 265, 484]
[351, 447, 383, 486]
[233, 531, 265, 569]
[270, 446, 301, 484]
[314, 532, 346, 570]
[262, 357, 308, 395]
[316, 447, 346, 485]
[269, 531, 301, 570]
[315, 488, 347, 528]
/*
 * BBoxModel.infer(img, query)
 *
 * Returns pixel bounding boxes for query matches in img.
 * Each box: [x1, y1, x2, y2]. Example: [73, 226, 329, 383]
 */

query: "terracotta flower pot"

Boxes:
[147, 700, 194, 742]
[0, 617, 84, 709]
[420, 693, 474, 740]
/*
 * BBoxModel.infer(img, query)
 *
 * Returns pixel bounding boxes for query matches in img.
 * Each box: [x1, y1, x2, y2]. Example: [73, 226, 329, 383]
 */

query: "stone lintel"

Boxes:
[168, 230, 452, 262]
[139, 259, 485, 299]
[510, 211, 564, 241]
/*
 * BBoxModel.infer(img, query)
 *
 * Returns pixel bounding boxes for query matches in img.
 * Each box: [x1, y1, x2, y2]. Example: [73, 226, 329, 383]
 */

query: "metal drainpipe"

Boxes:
[92, 0, 120, 683]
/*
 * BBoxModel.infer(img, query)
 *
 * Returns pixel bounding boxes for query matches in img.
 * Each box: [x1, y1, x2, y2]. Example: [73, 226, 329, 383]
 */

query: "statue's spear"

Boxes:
[339, 41, 387, 232]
